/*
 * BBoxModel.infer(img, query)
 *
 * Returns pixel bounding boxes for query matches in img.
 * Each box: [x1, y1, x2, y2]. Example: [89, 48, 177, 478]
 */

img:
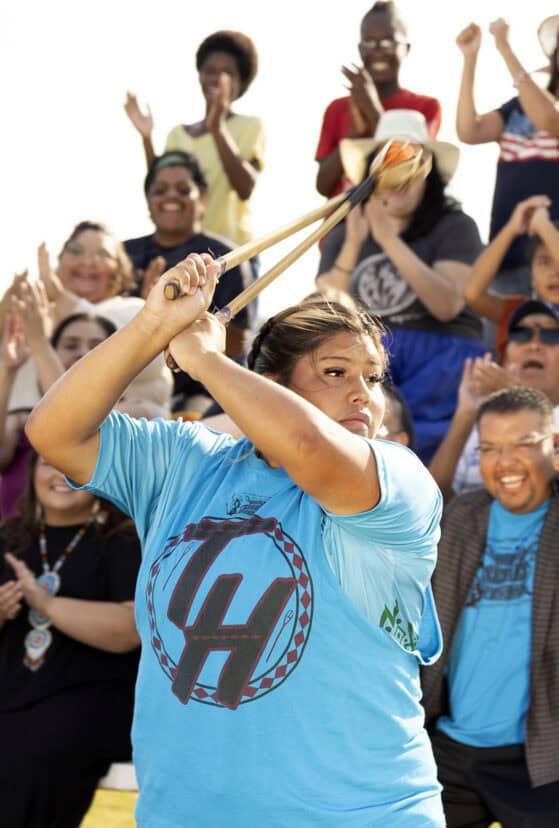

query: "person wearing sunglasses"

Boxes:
[423, 386, 559, 827]
[430, 300, 559, 500]
[315, 1, 441, 198]
[463, 194, 559, 359]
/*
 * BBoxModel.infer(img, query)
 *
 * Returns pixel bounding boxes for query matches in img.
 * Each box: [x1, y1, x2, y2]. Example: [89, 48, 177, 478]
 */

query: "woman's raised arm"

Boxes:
[25, 256, 220, 486]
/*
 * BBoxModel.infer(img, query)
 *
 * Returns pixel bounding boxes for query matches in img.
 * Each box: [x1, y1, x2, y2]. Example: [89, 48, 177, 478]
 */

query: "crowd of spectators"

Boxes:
[1, 3, 559, 826]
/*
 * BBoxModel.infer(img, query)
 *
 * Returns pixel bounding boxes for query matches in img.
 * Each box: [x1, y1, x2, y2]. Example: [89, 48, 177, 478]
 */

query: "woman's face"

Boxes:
[34, 458, 95, 526]
[147, 166, 203, 235]
[199, 50, 242, 103]
[285, 331, 385, 439]
[380, 175, 427, 220]
[59, 229, 120, 302]
[54, 318, 110, 370]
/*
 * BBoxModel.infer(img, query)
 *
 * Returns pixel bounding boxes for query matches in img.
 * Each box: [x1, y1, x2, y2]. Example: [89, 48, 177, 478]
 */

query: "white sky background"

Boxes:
[2, 0, 559, 318]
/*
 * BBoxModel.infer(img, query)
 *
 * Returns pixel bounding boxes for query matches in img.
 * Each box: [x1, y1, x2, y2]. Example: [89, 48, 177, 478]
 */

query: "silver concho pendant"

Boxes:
[24, 628, 53, 671]
[28, 571, 60, 629]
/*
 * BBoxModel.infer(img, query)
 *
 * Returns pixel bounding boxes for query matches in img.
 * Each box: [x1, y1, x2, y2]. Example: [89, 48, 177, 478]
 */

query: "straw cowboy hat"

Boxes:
[538, 15, 559, 58]
[339, 109, 460, 186]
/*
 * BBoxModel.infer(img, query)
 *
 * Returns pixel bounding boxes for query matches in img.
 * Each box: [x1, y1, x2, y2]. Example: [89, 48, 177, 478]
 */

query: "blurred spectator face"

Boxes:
[54, 318, 110, 370]
[147, 166, 203, 236]
[477, 407, 556, 514]
[198, 50, 241, 103]
[34, 456, 95, 522]
[504, 314, 559, 403]
[59, 229, 120, 302]
[377, 392, 409, 446]
[531, 241, 559, 305]
[359, 10, 409, 86]
[380, 175, 427, 220]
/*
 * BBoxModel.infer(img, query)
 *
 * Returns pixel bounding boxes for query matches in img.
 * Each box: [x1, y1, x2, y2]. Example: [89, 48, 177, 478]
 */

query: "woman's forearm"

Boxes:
[211, 124, 257, 200]
[498, 44, 559, 133]
[463, 225, 513, 321]
[142, 135, 156, 167]
[456, 55, 481, 142]
[316, 240, 361, 290]
[379, 236, 466, 320]
[25, 310, 168, 473]
[47, 597, 139, 652]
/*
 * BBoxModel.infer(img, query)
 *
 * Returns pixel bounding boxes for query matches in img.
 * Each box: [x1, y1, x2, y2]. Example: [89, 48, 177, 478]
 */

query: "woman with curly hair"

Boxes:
[125, 30, 264, 246]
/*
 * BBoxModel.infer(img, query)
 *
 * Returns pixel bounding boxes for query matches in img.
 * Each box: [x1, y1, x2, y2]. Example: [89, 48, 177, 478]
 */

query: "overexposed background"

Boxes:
[2, 0, 558, 316]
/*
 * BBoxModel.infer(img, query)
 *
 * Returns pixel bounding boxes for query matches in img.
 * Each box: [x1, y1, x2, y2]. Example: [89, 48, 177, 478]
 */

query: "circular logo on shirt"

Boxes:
[146, 515, 313, 709]
[353, 252, 417, 316]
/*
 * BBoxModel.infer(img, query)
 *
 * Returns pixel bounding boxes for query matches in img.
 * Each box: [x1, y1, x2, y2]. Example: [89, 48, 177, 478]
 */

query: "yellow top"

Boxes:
[165, 114, 265, 245]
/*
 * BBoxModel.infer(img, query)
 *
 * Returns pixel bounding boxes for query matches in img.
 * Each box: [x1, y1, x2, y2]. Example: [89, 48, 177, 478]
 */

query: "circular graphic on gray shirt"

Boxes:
[352, 253, 417, 316]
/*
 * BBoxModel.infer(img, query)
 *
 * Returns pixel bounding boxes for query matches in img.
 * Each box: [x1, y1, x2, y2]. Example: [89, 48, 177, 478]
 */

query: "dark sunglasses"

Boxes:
[508, 324, 559, 345]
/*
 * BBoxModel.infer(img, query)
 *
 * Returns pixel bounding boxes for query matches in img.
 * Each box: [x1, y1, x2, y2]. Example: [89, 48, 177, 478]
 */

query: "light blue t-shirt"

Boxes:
[438, 498, 548, 747]
[72, 412, 444, 827]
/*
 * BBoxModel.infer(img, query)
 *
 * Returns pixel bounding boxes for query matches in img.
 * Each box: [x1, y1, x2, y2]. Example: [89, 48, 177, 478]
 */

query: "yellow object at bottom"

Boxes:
[81, 789, 137, 827]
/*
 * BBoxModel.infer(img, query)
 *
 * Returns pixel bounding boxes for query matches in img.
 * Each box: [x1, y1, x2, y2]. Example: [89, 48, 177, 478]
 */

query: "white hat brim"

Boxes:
[340, 137, 459, 187]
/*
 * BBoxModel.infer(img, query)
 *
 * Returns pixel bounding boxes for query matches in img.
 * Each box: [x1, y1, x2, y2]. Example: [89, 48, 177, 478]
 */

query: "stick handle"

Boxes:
[162, 192, 348, 302]
[215, 177, 374, 324]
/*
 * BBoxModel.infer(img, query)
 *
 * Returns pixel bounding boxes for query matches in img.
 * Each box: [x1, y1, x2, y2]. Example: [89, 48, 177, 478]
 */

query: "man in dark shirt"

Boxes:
[124, 151, 254, 414]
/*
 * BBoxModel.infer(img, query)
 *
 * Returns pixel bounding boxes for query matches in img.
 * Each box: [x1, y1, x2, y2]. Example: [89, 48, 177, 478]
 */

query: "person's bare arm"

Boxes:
[455, 23, 504, 144]
[25, 255, 221, 486]
[207, 79, 259, 200]
[491, 19, 559, 134]
[124, 92, 156, 167]
[529, 205, 559, 262]
[167, 315, 380, 516]
[316, 205, 368, 290]
[464, 195, 552, 321]
[5, 553, 138, 652]
[316, 149, 346, 198]
[0, 310, 30, 472]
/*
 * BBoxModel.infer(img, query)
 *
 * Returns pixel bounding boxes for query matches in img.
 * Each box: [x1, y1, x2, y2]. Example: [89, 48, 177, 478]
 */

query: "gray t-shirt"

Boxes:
[318, 210, 483, 339]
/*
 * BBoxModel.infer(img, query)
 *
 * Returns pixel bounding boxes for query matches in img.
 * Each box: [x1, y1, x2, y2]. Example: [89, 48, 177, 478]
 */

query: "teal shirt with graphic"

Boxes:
[438, 498, 548, 747]
[70, 413, 444, 827]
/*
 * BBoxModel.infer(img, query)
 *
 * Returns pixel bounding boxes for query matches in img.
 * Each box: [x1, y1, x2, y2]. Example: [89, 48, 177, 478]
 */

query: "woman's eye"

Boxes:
[324, 368, 344, 378]
[367, 374, 383, 385]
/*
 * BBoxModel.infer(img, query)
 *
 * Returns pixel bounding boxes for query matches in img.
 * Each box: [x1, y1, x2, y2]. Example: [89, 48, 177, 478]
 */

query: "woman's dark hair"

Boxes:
[248, 298, 387, 385]
[364, 148, 460, 243]
[0, 453, 136, 557]
[50, 313, 116, 350]
[547, 45, 559, 94]
[196, 30, 258, 97]
[382, 382, 416, 451]
[144, 151, 208, 197]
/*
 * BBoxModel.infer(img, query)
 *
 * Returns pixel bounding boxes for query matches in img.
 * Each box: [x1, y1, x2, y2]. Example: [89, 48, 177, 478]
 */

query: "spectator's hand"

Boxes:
[0, 270, 28, 333]
[528, 204, 553, 237]
[140, 256, 166, 299]
[456, 355, 486, 413]
[456, 23, 482, 56]
[348, 97, 369, 138]
[206, 74, 231, 133]
[124, 92, 154, 138]
[365, 196, 397, 246]
[37, 242, 64, 302]
[2, 304, 30, 372]
[345, 204, 369, 249]
[508, 196, 551, 236]
[489, 18, 510, 51]
[472, 354, 516, 395]
[341, 65, 381, 132]
[0, 579, 23, 623]
[4, 554, 53, 615]
[14, 279, 53, 346]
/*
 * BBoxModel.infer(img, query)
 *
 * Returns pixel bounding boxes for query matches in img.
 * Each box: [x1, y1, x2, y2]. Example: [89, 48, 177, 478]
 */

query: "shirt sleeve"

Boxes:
[326, 439, 442, 559]
[247, 118, 265, 170]
[497, 96, 519, 123]
[423, 97, 442, 138]
[164, 125, 191, 153]
[67, 412, 231, 544]
[315, 98, 349, 161]
[431, 211, 484, 265]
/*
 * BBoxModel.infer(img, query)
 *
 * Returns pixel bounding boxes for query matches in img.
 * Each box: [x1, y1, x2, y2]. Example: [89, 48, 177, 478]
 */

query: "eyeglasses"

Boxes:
[359, 36, 408, 52]
[508, 324, 559, 345]
[476, 434, 552, 458]
[64, 243, 117, 263]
